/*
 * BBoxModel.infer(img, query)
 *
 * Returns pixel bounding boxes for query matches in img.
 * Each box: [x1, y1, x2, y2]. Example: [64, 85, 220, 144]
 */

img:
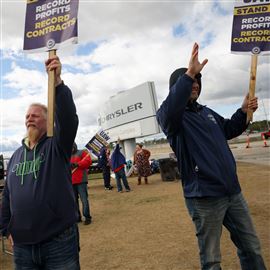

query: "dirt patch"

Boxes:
[1, 162, 269, 270]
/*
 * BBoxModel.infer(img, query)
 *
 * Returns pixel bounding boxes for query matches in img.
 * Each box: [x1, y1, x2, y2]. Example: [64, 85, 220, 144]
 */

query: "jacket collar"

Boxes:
[185, 101, 203, 112]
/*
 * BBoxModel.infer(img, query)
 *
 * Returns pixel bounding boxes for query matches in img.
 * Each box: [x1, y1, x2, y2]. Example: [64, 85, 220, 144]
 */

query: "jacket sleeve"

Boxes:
[212, 108, 248, 140]
[0, 182, 11, 237]
[54, 83, 79, 158]
[78, 151, 92, 169]
[156, 74, 194, 136]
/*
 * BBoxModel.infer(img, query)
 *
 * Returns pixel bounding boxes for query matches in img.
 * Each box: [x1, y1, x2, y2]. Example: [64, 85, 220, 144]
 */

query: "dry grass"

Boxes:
[1, 162, 269, 270]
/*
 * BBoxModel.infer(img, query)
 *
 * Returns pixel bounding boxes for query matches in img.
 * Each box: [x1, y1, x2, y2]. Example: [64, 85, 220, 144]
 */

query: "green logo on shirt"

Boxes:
[12, 153, 45, 177]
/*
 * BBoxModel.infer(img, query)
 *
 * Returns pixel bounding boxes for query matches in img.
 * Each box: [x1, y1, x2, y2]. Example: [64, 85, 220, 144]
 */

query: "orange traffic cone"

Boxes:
[262, 134, 269, 147]
[246, 134, 251, 148]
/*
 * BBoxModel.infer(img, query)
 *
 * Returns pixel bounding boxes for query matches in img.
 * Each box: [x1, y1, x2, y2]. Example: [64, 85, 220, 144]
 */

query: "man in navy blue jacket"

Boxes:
[156, 43, 266, 270]
[0, 56, 80, 269]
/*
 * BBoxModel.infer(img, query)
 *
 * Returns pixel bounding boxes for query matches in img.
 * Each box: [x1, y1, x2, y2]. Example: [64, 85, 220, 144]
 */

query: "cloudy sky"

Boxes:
[1, 0, 270, 156]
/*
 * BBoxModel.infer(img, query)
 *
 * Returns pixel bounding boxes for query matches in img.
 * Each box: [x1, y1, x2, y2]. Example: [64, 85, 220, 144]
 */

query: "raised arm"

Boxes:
[45, 56, 79, 157]
[157, 43, 208, 136]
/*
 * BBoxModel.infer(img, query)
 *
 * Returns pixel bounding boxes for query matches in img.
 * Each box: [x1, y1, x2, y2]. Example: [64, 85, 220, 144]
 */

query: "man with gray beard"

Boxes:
[0, 56, 80, 269]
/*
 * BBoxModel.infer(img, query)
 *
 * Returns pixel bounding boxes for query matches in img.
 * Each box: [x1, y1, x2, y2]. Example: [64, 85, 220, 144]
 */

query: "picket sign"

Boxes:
[247, 55, 258, 124]
[23, 0, 79, 136]
[47, 50, 57, 137]
[230, 0, 270, 124]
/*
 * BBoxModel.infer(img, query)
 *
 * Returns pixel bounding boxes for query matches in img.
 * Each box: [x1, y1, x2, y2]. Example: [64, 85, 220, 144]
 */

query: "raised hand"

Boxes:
[186, 43, 208, 79]
[45, 55, 62, 86]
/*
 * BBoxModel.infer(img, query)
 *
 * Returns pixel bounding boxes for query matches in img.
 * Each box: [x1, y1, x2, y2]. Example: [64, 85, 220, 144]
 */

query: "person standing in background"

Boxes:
[98, 146, 113, 190]
[111, 138, 131, 192]
[133, 144, 151, 185]
[71, 143, 92, 225]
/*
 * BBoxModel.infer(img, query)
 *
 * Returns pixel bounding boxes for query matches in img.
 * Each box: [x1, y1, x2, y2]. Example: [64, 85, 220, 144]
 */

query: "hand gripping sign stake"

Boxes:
[246, 55, 258, 124]
[71, 152, 92, 174]
[47, 50, 56, 137]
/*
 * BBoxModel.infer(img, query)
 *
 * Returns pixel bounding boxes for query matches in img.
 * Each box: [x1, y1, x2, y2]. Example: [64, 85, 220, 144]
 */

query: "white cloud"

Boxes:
[3, 63, 47, 96]
[1, 1, 270, 154]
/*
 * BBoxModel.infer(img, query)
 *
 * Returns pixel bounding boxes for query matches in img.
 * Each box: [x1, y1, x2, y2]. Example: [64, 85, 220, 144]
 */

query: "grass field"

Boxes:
[1, 162, 269, 270]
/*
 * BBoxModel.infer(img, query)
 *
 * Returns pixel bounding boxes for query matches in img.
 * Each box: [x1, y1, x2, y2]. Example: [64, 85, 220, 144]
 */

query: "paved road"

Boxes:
[149, 140, 270, 166]
[231, 140, 270, 166]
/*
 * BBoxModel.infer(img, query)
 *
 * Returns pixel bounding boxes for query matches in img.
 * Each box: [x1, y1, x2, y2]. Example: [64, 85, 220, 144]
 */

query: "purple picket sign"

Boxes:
[231, 1, 270, 55]
[85, 130, 111, 158]
[23, 0, 79, 52]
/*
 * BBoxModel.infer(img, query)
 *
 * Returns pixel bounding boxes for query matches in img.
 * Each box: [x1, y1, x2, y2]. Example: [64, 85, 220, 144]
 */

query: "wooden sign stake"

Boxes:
[47, 50, 56, 137]
[247, 54, 258, 124]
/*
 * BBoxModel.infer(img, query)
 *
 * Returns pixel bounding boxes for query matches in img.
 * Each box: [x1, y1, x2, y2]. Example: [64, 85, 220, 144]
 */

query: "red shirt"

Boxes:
[71, 150, 92, 185]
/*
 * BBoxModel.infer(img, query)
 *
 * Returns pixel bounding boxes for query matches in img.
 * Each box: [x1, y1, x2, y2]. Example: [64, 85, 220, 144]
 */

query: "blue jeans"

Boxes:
[185, 193, 266, 270]
[13, 224, 80, 270]
[73, 183, 91, 221]
[115, 168, 130, 192]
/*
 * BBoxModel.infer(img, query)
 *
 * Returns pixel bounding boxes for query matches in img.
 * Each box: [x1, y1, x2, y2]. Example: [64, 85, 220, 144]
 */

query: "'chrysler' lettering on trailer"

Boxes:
[98, 102, 143, 125]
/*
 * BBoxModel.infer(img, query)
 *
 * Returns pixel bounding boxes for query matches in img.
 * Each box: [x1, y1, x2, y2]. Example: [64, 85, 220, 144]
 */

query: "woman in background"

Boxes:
[133, 143, 151, 185]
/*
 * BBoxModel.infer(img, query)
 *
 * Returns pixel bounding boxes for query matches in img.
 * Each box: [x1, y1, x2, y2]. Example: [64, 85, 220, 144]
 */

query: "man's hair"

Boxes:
[28, 103, 47, 119]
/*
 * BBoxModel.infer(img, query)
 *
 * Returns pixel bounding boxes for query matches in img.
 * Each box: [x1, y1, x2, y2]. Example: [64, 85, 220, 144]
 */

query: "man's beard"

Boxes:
[27, 127, 41, 143]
